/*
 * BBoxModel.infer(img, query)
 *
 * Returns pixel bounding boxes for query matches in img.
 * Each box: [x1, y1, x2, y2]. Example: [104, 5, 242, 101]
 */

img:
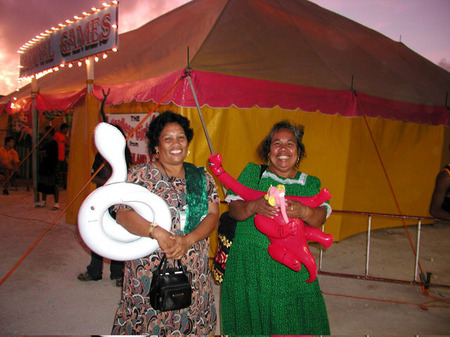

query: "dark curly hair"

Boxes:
[257, 120, 306, 167]
[146, 111, 194, 154]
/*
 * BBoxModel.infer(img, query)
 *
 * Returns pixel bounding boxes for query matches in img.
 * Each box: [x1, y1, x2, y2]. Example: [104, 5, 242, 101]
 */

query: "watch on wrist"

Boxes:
[148, 222, 158, 239]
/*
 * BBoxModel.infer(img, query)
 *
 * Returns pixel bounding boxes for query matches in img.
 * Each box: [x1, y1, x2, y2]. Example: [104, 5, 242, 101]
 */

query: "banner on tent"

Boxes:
[107, 113, 157, 165]
[19, 3, 118, 78]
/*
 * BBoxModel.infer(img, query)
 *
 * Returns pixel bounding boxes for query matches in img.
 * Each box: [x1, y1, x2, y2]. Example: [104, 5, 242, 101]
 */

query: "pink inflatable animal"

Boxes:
[209, 153, 333, 283]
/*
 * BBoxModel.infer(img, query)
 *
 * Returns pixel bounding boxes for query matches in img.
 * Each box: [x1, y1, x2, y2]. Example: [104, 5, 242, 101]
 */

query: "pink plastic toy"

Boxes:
[209, 153, 333, 283]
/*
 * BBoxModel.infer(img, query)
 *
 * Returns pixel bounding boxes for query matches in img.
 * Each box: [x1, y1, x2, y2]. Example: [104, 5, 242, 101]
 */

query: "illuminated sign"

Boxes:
[18, 3, 118, 78]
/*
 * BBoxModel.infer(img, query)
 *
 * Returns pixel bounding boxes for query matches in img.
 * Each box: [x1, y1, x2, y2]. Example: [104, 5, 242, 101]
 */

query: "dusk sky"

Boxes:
[0, 0, 449, 96]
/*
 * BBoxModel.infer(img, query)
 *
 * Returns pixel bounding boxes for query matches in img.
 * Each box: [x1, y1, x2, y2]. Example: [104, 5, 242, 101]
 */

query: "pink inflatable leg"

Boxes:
[305, 227, 334, 249]
[297, 244, 318, 283]
[268, 243, 301, 272]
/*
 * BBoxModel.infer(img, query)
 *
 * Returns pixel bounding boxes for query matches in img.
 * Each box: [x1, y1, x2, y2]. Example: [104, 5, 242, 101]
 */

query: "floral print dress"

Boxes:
[111, 163, 218, 335]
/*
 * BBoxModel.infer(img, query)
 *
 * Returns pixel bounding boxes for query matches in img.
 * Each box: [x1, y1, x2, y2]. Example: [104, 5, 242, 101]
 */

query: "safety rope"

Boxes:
[353, 92, 446, 303]
[355, 93, 423, 272]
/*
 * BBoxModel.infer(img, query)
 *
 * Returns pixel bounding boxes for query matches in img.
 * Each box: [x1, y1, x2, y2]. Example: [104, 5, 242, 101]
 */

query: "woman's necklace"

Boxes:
[158, 161, 184, 179]
[158, 161, 170, 179]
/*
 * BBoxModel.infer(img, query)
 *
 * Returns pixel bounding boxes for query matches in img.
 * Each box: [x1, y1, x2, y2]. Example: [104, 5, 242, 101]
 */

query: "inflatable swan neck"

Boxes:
[94, 122, 128, 185]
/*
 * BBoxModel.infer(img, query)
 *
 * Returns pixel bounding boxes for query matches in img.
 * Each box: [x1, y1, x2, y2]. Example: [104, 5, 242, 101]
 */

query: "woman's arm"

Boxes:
[429, 170, 450, 221]
[162, 200, 220, 259]
[228, 197, 279, 222]
[230, 195, 327, 228]
[116, 208, 174, 252]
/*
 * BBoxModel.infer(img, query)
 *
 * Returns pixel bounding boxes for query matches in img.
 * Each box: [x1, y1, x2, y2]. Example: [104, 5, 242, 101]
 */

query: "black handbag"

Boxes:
[149, 254, 192, 312]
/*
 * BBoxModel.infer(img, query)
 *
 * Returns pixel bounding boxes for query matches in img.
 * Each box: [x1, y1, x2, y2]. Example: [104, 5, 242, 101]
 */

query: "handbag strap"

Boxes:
[157, 254, 186, 273]
[156, 254, 168, 273]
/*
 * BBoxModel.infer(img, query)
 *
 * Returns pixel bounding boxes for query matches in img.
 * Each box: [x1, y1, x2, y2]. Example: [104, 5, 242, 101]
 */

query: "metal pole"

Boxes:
[414, 219, 422, 282]
[186, 72, 215, 154]
[185, 71, 228, 195]
[31, 77, 39, 202]
[365, 215, 372, 276]
[319, 224, 325, 271]
[86, 56, 94, 94]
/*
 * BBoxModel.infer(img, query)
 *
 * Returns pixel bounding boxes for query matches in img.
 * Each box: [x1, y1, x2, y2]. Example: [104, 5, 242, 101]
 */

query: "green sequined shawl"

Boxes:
[183, 162, 208, 234]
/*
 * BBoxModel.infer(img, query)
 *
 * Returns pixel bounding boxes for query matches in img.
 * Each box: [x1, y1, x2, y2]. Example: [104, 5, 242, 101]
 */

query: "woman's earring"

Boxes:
[296, 156, 300, 165]
[187, 150, 191, 156]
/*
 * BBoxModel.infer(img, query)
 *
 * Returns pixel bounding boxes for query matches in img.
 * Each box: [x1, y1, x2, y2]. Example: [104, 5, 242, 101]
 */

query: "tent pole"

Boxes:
[185, 72, 215, 155]
[31, 76, 39, 202]
[86, 56, 94, 94]
[185, 71, 228, 195]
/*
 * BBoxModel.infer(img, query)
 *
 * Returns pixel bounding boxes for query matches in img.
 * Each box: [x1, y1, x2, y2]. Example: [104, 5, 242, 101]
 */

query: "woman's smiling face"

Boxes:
[155, 122, 188, 166]
[268, 128, 299, 177]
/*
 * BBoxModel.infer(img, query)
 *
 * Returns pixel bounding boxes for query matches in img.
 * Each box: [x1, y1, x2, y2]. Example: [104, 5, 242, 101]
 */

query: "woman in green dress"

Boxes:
[221, 120, 331, 335]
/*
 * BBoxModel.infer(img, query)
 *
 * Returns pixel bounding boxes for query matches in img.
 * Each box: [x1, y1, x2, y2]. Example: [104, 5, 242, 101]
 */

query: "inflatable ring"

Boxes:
[77, 122, 172, 261]
[78, 182, 171, 261]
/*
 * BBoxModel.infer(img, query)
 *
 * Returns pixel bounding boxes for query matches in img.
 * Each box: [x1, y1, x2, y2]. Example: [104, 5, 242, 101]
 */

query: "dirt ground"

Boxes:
[0, 186, 449, 335]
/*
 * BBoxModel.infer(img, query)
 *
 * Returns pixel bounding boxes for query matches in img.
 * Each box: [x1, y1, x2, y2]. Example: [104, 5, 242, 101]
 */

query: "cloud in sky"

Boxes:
[310, 0, 450, 71]
[0, 0, 448, 96]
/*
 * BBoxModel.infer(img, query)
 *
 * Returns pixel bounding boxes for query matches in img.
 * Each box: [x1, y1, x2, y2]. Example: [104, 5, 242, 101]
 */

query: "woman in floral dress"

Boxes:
[111, 111, 219, 335]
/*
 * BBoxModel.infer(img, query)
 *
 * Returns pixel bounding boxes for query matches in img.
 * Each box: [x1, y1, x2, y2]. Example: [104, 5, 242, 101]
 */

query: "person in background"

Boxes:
[35, 127, 59, 210]
[78, 125, 133, 287]
[429, 163, 450, 222]
[111, 111, 219, 335]
[0, 136, 20, 195]
[54, 123, 69, 189]
[221, 120, 331, 335]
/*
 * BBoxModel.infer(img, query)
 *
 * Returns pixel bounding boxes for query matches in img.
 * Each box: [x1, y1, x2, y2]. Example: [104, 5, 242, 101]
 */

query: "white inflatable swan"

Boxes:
[78, 123, 171, 261]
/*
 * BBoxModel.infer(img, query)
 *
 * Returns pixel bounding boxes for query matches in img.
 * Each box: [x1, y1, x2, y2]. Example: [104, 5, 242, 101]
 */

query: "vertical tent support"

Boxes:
[31, 77, 39, 202]
[365, 215, 372, 276]
[86, 56, 94, 94]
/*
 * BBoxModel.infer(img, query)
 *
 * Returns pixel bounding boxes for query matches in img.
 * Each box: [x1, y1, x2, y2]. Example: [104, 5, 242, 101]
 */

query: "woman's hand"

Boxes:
[229, 196, 279, 221]
[250, 196, 279, 218]
[151, 226, 176, 253]
[159, 200, 219, 260]
[163, 235, 193, 260]
[286, 199, 327, 228]
[285, 199, 309, 219]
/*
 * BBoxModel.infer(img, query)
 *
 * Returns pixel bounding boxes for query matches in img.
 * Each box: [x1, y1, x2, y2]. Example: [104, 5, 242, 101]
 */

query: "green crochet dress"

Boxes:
[221, 163, 330, 335]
